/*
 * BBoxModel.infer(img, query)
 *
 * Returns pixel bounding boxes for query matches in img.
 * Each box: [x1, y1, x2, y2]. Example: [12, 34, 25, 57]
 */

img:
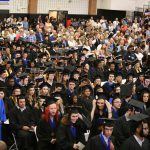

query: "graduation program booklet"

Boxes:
[77, 142, 85, 150]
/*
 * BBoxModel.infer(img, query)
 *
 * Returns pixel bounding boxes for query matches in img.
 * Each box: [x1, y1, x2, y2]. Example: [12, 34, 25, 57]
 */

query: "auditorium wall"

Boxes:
[37, 0, 88, 14]
[97, 0, 149, 11]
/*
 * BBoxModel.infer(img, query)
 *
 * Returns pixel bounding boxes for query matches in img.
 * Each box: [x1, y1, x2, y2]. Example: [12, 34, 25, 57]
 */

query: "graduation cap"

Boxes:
[82, 85, 93, 92]
[25, 68, 31, 73]
[115, 72, 123, 77]
[17, 94, 26, 100]
[0, 87, 7, 92]
[55, 66, 64, 72]
[64, 66, 75, 73]
[45, 68, 56, 74]
[0, 67, 6, 74]
[45, 61, 53, 67]
[51, 91, 63, 99]
[65, 105, 82, 114]
[129, 113, 149, 122]
[39, 82, 50, 89]
[18, 73, 28, 80]
[43, 96, 58, 107]
[120, 84, 133, 98]
[128, 99, 145, 110]
[100, 118, 116, 127]
[26, 82, 35, 90]
[40, 66, 46, 71]
[62, 69, 70, 76]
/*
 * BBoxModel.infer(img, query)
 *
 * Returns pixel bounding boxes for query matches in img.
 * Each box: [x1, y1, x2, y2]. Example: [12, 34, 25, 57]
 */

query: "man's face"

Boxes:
[103, 126, 114, 138]
[70, 113, 79, 124]
[108, 74, 115, 82]
[68, 82, 76, 90]
[18, 99, 26, 108]
[0, 72, 7, 80]
[143, 93, 149, 103]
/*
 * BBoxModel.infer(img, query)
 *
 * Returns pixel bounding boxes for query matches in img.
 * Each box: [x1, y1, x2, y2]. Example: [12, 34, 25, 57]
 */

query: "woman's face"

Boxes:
[72, 96, 78, 103]
[70, 113, 79, 124]
[42, 87, 49, 95]
[83, 89, 91, 97]
[97, 99, 105, 110]
[28, 88, 35, 96]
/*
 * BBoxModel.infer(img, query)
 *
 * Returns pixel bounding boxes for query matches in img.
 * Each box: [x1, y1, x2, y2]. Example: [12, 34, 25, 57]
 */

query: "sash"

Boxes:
[49, 118, 56, 129]
[99, 133, 110, 150]
[70, 126, 76, 140]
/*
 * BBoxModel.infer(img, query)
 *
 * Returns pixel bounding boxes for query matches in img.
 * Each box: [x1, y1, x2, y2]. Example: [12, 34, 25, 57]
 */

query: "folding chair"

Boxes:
[9, 133, 18, 150]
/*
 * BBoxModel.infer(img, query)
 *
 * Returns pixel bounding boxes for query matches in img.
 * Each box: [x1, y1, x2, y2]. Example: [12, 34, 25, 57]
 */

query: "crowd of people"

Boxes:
[0, 14, 150, 150]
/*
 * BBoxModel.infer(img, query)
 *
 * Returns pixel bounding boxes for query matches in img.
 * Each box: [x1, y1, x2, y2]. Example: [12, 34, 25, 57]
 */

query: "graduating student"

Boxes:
[9, 95, 36, 150]
[86, 118, 116, 150]
[120, 113, 150, 150]
[0, 87, 6, 140]
[57, 106, 91, 150]
[113, 99, 145, 149]
[36, 96, 60, 150]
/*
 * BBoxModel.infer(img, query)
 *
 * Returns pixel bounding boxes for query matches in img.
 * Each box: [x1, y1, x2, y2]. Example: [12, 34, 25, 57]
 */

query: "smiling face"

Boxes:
[70, 113, 79, 124]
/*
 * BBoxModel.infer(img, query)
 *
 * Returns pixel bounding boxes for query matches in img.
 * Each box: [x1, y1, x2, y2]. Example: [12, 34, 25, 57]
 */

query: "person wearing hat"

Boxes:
[57, 106, 91, 150]
[39, 82, 50, 97]
[9, 95, 36, 150]
[36, 97, 60, 150]
[26, 83, 36, 110]
[113, 99, 145, 149]
[6, 85, 22, 113]
[103, 71, 116, 98]
[90, 95, 112, 137]
[0, 66, 7, 88]
[120, 113, 150, 150]
[86, 118, 116, 150]
[65, 78, 77, 105]
[45, 68, 56, 90]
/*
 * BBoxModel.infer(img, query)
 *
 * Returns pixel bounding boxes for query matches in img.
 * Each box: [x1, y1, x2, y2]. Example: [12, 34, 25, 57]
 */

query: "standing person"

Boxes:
[0, 87, 6, 141]
[120, 113, 150, 150]
[36, 97, 60, 150]
[86, 118, 115, 150]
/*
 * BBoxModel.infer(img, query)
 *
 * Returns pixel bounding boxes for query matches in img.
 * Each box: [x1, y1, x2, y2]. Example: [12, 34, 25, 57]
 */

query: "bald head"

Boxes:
[0, 141, 7, 150]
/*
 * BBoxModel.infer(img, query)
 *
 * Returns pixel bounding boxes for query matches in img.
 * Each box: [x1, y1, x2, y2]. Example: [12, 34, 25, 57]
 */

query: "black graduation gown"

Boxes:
[57, 121, 87, 150]
[9, 107, 36, 150]
[86, 135, 115, 150]
[36, 118, 59, 150]
[120, 136, 150, 150]
[113, 115, 131, 148]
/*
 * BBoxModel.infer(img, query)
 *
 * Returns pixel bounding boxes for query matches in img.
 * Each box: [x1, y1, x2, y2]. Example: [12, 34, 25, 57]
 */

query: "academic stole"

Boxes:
[49, 118, 56, 137]
[99, 133, 111, 150]
[70, 125, 76, 140]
